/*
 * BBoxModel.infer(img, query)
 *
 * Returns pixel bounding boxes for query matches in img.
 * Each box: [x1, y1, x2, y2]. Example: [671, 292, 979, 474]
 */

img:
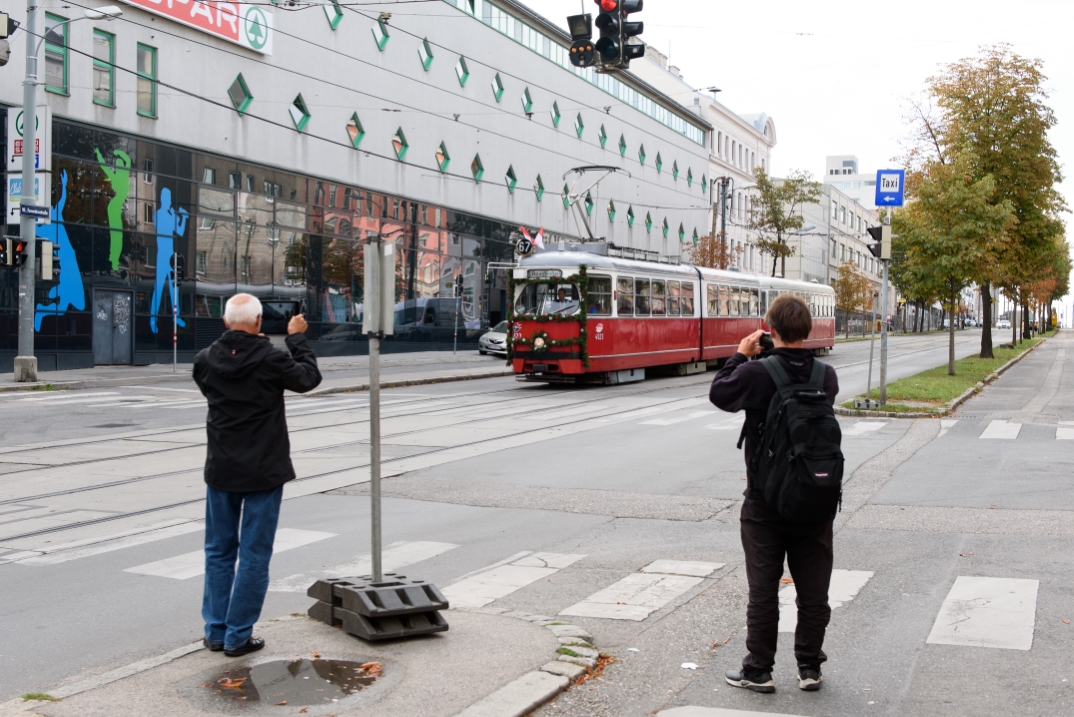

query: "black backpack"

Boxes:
[753, 356, 844, 522]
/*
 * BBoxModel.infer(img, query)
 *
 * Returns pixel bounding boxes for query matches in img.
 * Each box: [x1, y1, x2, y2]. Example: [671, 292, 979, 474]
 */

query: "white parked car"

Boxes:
[997, 319, 1011, 329]
[478, 321, 509, 356]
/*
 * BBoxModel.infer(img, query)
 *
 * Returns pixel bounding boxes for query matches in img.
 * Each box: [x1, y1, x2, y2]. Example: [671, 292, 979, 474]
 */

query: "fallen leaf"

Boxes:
[959, 553, 965, 557]
[723, 637, 731, 644]
[968, 552, 974, 555]
[780, 577, 794, 584]
[710, 641, 720, 650]
[360, 661, 383, 677]
[1063, 619, 1070, 624]
[275, 701, 287, 706]
[299, 710, 308, 714]
[310, 651, 321, 658]
[218, 678, 246, 690]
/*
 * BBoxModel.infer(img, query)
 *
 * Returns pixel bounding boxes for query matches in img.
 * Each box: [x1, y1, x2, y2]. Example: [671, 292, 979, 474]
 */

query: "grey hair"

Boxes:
[224, 293, 262, 327]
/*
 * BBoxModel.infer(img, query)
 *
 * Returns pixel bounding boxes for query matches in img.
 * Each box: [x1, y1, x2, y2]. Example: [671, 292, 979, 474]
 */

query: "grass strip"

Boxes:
[842, 331, 1054, 409]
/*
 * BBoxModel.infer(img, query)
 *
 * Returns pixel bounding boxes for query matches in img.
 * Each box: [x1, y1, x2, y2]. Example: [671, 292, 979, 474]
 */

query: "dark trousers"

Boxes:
[202, 485, 283, 650]
[740, 517, 833, 672]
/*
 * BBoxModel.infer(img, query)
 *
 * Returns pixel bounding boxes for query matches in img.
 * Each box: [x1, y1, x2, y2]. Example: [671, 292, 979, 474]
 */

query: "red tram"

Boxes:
[508, 249, 836, 383]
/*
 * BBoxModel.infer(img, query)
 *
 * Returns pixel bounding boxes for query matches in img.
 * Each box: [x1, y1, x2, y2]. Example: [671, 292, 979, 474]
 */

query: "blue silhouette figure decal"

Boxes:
[35, 169, 85, 331]
[149, 187, 189, 334]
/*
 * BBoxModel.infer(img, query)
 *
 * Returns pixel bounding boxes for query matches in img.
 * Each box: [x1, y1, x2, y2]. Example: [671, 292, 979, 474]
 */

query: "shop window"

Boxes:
[136, 44, 157, 118]
[44, 14, 68, 95]
[92, 30, 114, 107]
[228, 74, 253, 115]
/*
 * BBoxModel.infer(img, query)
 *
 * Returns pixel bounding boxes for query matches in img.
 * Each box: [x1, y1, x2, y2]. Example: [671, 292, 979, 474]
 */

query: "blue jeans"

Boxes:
[202, 484, 283, 650]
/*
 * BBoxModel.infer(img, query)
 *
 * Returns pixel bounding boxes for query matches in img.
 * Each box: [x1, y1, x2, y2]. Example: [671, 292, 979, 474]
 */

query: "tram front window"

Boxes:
[515, 283, 581, 316]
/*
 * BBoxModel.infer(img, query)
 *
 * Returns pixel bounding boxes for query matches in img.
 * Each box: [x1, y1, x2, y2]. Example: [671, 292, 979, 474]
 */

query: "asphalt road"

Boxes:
[3, 328, 1070, 717]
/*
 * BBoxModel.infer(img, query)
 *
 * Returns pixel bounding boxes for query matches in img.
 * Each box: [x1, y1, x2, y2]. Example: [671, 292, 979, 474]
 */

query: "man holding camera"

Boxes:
[709, 294, 840, 694]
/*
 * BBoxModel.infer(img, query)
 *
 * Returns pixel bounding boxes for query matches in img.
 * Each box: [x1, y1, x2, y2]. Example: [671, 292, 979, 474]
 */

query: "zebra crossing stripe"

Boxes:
[640, 411, 719, 426]
[927, 576, 1039, 650]
[842, 421, 887, 437]
[268, 540, 458, 592]
[559, 560, 720, 621]
[938, 419, 958, 438]
[778, 569, 874, 633]
[980, 420, 1022, 440]
[441, 552, 585, 609]
[1057, 422, 1074, 440]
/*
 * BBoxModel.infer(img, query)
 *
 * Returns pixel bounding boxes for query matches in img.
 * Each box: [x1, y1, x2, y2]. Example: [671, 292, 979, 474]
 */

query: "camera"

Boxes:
[759, 332, 775, 351]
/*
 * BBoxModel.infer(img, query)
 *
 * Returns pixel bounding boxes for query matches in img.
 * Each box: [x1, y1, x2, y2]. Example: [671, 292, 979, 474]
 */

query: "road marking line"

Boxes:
[1057, 422, 1074, 440]
[640, 410, 719, 426]
[927, 576, 1039, 650]
[842, 421, 888, 437]
[704, 416, 743, 430]
[124, 528, 336, 580]
[121, 386, 202, 393]
[640, 559, 724, 577]
[980, 420, 1022, 440]
[938, 419, 959, 438]
[17, 521, 204, 565]
[443, 552, 585, 609]
[559, 572, 704, 621]
[13, 392, 118, 403]
[519, 405, 610, 421]
[268, 540, 458, 592]
[778, 569, 874, 632]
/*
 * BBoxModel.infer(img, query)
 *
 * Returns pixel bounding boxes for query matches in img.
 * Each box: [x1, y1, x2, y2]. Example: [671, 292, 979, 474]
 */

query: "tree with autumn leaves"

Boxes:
[831, 261, 875, 338]
[897, 44, 1069, 362]
[747, 168, 823, 278]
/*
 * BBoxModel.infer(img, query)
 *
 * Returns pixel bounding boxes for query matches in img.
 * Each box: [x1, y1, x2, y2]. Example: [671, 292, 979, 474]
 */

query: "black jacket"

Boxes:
[193, 331, 322, 493]
[709, 348, 839, 526]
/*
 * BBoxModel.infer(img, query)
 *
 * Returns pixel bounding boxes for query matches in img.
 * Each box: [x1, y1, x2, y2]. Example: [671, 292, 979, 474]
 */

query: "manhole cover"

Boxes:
[207, 659, 381, 706]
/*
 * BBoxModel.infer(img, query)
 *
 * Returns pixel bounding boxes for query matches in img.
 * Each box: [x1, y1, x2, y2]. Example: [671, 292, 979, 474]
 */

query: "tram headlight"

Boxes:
[533, 337, 546, 349]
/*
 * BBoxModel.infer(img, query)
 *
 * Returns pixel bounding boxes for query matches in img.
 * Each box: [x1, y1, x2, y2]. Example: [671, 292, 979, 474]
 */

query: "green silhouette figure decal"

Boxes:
[95, 147, 131, 271]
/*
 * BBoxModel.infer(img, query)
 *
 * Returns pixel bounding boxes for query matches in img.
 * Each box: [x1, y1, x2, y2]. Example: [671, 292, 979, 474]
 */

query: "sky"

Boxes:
[524, 0, 1074, 307]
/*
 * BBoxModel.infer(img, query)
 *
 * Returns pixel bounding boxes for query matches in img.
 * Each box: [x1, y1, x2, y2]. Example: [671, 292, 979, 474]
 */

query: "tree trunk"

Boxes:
[1023, 301, 1031, 340]
[1013, 295, 1019, 345]
[980, 284, 994, 359]
[779, 233, 786, 279]
[949, 286, 957, 376]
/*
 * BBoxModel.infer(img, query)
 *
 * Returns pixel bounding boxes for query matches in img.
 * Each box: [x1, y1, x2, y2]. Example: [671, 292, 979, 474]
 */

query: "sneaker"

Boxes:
[798, 666, 823, 691]
[725, 668, 775, 693]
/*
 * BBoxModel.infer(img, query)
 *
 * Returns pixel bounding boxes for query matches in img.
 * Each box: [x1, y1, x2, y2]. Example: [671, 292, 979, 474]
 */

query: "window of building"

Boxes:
[455, 56, 470, 86]
[372, 18, 390, 50]
[229, 172, 241, 189]
[324, 0, 343, 29]
[144, 202, 154, 223]
[716, 132, 722, 155]
[505, 165, 517, 194]
[830, 238, 837, 258]
[136, 44, 157, 118]
[289, 94, 311, 132]
[44, 14, 68, 95]
[418, 37, 434, 70]
[435, 142, 450, 173]
[202, 168, 216, 184]
[246, 175, 255, 192]
[840, 206, 846, 223]
[142, 158, 154, 183]
[347, 113, 365, 148]
[228, 74, 253, 115]
[92, 30, 115, 107]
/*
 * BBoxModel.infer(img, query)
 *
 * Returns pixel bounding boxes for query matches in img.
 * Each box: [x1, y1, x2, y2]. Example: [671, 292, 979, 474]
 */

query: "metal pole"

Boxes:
[453, 281, 460, 355]
[368, 234, 383, 583]
[172, 254, 178, 372]
[16, 0, 39, 382]
[866, 292, 877, 405]
[879, 211, 892, 405]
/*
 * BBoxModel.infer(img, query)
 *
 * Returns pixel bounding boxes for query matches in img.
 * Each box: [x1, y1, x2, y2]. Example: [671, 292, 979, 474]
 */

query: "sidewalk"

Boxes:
[0, 609, 595, 717]
[0, 351, 514, 394]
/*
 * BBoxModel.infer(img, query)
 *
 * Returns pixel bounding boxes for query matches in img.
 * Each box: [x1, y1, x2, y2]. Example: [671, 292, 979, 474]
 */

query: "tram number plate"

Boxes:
[528, 270, 562, 279]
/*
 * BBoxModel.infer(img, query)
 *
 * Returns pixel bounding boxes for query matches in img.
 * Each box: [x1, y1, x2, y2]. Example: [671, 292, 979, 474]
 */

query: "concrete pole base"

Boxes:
[13, 356, 38, 383]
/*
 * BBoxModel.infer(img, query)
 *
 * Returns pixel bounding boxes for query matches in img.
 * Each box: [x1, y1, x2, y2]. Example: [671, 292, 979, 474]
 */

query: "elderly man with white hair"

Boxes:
[192, 293, 322, 657]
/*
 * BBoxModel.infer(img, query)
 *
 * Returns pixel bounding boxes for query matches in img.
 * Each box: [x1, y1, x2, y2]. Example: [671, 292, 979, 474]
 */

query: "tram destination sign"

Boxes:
[528, 270, 562, 279]
[114, 0, 274, 55]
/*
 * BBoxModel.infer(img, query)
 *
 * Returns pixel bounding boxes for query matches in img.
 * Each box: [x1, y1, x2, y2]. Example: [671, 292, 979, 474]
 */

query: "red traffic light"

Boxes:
[598, 0, 618, 10]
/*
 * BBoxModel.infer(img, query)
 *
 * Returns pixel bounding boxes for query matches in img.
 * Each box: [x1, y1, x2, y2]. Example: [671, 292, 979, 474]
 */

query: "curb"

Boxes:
[0, 371, 195, 393]
[451, 612, 604, 717]
[309, 368, 515, 396]
[836, 336, 1048, 419]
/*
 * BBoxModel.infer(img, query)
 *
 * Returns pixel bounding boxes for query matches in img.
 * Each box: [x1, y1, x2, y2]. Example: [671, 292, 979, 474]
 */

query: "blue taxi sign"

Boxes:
[875, 169, 905, 207]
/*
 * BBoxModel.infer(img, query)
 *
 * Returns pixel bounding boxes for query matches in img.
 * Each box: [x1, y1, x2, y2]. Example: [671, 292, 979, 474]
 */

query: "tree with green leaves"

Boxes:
[831, 261, 874, 338]
[747, 168, 823, 278]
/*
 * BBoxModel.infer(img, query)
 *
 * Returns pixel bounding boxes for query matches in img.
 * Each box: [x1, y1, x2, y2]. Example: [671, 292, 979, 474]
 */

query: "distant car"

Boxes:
[997, 319, 1011, 329]
[478, 320, 509, 356]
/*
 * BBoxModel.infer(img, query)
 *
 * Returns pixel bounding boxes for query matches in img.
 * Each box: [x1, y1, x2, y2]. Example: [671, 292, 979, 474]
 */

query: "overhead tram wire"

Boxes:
[55, 1, 708, 209]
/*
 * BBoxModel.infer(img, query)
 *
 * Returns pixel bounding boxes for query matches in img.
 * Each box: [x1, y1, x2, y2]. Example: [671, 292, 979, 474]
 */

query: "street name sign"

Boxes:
[19, 204, 49, 219]
[875, 169, 905, 207]
[113, 0, 274, 55]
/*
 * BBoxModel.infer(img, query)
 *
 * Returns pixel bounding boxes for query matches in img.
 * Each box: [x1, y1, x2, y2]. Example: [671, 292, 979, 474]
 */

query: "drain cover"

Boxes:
[208, 659, 380, 706]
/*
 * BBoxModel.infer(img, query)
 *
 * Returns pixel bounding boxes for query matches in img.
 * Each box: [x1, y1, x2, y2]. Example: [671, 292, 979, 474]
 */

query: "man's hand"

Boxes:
[737, 329, 765, 358]
[288, 314, 309, 336]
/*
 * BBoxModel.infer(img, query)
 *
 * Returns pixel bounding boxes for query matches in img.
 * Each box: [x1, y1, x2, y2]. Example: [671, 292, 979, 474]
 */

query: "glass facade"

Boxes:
[0, 115, 533, 367]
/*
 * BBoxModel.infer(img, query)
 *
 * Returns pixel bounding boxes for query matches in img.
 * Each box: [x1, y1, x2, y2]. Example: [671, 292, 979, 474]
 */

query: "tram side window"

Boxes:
[681, 282, 695, 316]
[587, 275, 612, 316]
[707, 284, 719, 316]
[760, 290, 768, 316]
[651, 280, 666, 316]
[723, 286, 738, 316]
[750, 289, 759, 317]
[617, 276, 634, 316]
[635, 278, 651, 316]
[667, 281, 681, 316]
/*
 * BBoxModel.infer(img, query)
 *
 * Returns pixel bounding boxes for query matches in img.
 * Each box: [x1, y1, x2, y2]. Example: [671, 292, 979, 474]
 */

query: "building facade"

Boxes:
[823, 155, 877, 210]
[1, 0, 712, 370]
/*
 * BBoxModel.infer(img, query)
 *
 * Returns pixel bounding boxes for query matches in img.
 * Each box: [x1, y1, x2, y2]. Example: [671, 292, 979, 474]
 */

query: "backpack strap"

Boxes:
[760, 356, 796, 398]
[807, 357, 827, 391]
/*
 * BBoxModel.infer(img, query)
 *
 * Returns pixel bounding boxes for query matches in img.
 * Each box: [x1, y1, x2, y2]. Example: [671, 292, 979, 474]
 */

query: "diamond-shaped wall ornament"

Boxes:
[324, 0, 343, 29]
[551, 101, 562, 127]
[372, 18, 390, 50]
[471, 154, 484, 182]
[505, 165, 518, 194]
[534, 174, 545, 202]
[574, 113, 585, 138]
[618, 134, 627, 157]
[687, 167, 693, 186]
[436, 141, 450, 173]
[392, 127, 408, 161]
[419, 38, 434, 70]
[228, 73, 253, 115]
[455, 56, 469, 86]
[289, 94, 311, 132]
[562, 183, 571, 209]
[662, 217, 669, 237]
[656, 153, 663, 173]
[346, 113, 365, 148]
[607, 199, 616, 221]
[584, 192, 594, 216]
[598, 124, 608, 148]
[701, 175, 708, 194]
[692, 228, 699, 245]
[491, 73, 504, 102]
[521, 88, 533, 114]
[638, 144, 646, 166]
[678, 223, 685, 242]
[627, 206, 635, 227]
[645, 212, 653, 233]
[673, 160, 679, 180]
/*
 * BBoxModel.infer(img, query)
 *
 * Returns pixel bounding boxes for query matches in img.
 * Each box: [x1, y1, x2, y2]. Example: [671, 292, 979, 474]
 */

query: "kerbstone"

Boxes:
[539, 661, 586, 680]
[453, 671, 568, 717]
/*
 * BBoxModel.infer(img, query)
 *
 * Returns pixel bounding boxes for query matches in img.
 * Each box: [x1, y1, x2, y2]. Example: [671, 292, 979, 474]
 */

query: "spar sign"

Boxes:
[116, 0, 273, 54]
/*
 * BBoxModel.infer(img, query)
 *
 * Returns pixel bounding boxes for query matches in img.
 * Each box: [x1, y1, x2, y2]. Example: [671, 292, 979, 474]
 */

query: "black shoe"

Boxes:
[203, 638, 223, 652]
[725, 668, 775, 693]
[224, 637, 265, 657]
[798, 666, 823, 691]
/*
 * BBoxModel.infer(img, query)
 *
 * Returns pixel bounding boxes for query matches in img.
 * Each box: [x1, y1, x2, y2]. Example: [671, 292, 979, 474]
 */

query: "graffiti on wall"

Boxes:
[34, 170, 85, 331]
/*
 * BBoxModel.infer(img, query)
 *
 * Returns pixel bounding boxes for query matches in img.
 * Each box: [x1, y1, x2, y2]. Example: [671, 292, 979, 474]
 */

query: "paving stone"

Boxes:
[454, 670, 569, 717]
[540, 661, 587, 680]
[558, 645, 598, 660]
[547, 624, 593, 641]
[557, 654, 597, 668]
[557, 636, 595, 649]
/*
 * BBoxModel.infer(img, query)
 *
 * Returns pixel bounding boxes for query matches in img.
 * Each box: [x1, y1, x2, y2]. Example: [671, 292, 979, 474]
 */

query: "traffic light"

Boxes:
[620, 0, 644, 64]
[566, 13, 596, 68]
[594, 0, 621, 64]
[11, 239, 29, 267]
[866, 225, 892, 260]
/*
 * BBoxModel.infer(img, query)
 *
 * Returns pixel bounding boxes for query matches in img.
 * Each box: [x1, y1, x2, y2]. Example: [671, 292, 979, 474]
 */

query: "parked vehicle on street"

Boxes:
[997, 319, 1012, 329]
[479, 321, 509, 356]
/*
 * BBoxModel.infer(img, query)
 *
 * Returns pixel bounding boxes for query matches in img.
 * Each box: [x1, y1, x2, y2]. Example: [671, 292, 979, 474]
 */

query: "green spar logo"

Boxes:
[14, 111, 40, 138]
[243, 6, 268, 51]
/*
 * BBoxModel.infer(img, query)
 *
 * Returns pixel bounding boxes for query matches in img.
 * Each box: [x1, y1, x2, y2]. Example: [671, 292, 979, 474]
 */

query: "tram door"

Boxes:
[92, 289, 134, 365]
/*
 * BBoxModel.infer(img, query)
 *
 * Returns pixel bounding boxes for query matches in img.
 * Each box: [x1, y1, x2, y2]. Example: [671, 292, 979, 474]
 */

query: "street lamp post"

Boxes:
[14, 5, 121, 382]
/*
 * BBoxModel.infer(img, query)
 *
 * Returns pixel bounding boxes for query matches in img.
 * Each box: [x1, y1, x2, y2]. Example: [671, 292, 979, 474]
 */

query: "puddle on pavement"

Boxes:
[208, 659, 380, 706]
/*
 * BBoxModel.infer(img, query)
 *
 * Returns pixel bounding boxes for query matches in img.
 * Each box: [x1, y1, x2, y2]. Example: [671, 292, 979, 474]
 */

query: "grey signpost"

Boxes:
[15, 0, 38, 382]
[874, 170, 904, 406]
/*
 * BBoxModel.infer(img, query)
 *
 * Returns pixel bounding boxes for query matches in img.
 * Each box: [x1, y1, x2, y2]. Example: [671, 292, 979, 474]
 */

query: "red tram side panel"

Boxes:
[588, 317, 700, 372]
